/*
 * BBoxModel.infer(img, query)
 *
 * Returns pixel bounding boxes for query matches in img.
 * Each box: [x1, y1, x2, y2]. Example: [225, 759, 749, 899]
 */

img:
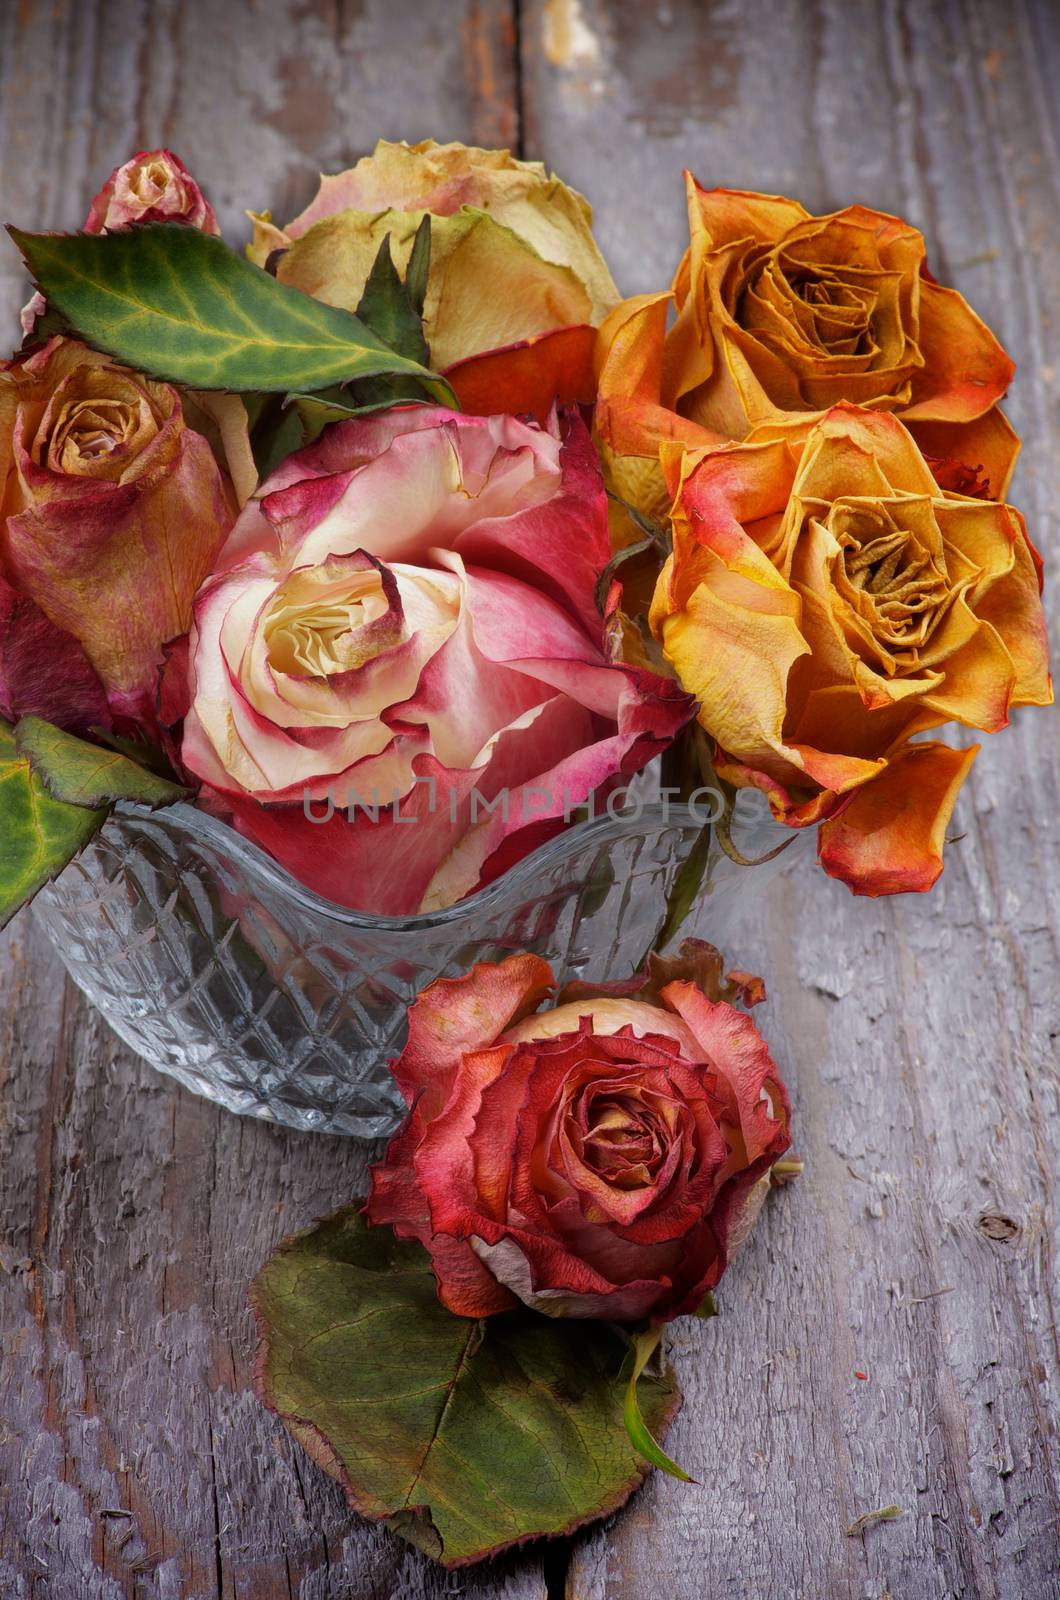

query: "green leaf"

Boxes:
[355, 226, 430, 367]
[404, 214, 431, 322]
[252, 399, 306, 481]
[8, 223, 456, 401]
[91, 727, 183, 782]
[621, 1329, 692, 1482]
[289, 391, 432, 446]
[0, 720, 104, 929]
[15, 717, 187, 809]
[692, 1291, 718, 1320]
[253, 1207, 681, 1568]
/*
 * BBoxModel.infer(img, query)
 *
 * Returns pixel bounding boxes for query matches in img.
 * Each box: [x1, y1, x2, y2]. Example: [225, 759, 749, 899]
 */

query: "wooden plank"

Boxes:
[0, 2, 546, 1596]
[521, 0, 1060, 1595]
[1, 0, 1058, 1595]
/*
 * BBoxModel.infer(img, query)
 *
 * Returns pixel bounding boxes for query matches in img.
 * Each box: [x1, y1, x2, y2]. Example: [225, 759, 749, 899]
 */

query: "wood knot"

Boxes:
[976, 1211, 1020, 1243]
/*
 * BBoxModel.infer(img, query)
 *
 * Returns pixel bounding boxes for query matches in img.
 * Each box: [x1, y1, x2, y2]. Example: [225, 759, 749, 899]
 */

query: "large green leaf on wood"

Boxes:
[8, 223, 456, 399]
[15, 717, 187, 808]
[0, 720, 104, 929]
[252, 1206, 681, 1568]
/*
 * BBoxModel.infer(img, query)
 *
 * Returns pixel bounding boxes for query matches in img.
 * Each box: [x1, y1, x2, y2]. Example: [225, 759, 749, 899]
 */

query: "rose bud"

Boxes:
[649, 403, 1052, 894]
[596, 180, 1019, 525]
[174, 405, 691, 915]
[366, 942, 792, 1324]
[21, 149, 219, 336]
[247, 138, 618, 418]
[0, 337, 239, 732]
[84, 148, 220, 234]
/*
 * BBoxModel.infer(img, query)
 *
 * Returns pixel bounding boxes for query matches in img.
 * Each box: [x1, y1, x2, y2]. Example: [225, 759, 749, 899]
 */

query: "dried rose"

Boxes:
[0, 338, 237, 731]
[596, 180, 1019, 523]
[21, 148, 219, 336]
[249, 138, 618, 417]
[366, 943, 791, 1323]
[174, 404, 690, 914]
[649, 404, 1052, 893]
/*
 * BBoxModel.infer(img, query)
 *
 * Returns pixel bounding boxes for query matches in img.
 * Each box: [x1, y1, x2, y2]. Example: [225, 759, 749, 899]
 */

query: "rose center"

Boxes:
[53, 398, 135, 466]
[132, 159, 175, 204]
[578, 1097, 667, 1191]
[34, 367, 161, 481]
[263, 566, 401, 678]
[740, 253, 876, 360]
[836, 510, 950, 654]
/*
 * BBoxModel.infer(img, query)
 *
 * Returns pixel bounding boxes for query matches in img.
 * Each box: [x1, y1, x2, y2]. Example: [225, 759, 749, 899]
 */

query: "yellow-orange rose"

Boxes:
[249, 139, 618, 416]
[597, 179, 1018, 525]
[649, 404, 1051, 894]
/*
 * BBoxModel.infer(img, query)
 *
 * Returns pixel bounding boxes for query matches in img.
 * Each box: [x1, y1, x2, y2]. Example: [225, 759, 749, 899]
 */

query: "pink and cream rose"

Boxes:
[84, 148, 220, 234]
[174, 405, 691, 915]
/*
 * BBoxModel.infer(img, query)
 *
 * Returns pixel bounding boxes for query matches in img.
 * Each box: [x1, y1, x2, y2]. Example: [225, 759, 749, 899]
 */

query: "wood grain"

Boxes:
[1, 0, 1058, 1596]
[524, 0, 1060, 1594]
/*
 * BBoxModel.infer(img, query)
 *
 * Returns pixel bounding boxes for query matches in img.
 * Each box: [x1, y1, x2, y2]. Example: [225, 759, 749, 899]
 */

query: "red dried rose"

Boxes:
[366, 943, 792, 1324]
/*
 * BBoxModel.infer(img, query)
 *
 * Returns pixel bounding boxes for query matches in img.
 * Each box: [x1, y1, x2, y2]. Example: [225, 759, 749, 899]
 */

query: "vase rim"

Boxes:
[108, 796, 798, 932]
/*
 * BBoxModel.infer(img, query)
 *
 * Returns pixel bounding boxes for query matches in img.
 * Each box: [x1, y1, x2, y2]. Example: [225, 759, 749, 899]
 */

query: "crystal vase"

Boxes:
[33, 797, 803, 1137]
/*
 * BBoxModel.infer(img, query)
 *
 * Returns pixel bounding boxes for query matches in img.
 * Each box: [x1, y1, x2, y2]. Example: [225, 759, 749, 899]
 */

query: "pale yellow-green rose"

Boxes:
[248, 139, 618, 371]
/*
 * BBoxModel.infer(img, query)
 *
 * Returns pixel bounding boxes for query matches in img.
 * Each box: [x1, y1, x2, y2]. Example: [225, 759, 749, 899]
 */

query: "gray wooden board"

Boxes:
[0, 1, 1057, 1595]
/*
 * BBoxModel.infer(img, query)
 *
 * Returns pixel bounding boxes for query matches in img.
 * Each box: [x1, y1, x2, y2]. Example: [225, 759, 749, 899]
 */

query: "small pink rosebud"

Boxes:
[21, 150, 219, 336]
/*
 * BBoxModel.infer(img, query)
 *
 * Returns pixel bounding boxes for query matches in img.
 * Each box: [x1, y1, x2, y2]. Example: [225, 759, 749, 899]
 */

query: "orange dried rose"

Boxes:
[596, 178, 1019, 524]
[649, 404, 1052, 895]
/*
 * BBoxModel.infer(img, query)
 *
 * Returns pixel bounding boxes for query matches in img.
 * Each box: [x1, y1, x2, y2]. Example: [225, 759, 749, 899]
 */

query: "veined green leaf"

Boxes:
[15, 717, 187, 809]
[0, 720, 104, 929]
[253, 1206, 681, 1568]
[8, 223, 456, 400]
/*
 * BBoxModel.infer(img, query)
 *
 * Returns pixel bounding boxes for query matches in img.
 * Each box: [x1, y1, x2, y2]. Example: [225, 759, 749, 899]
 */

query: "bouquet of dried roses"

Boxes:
[2, 144, 1047, 938]
[0, 141, 1051, 1564]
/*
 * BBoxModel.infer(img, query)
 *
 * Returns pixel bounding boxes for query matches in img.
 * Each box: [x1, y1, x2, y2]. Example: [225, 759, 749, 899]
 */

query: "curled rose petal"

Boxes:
[444, 324, 597, 423]
[818, 738, 979, 894]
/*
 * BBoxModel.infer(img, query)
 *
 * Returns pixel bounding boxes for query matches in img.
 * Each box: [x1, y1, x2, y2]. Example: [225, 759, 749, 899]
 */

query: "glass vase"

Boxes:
[33, 796, 804, 1138]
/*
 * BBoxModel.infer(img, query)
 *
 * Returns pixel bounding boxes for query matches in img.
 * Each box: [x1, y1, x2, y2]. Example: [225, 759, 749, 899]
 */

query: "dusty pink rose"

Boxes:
[366, 944, 792, 1323]
[0, 338, 237, 731]
[84, 148, 219, 234]
[174, 405, 690, 914]
[22, 149, 219, 336]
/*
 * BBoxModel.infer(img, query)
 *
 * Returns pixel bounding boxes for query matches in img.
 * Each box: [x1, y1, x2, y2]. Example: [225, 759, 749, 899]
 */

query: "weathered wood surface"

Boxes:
[0, 1, 1057, 1596]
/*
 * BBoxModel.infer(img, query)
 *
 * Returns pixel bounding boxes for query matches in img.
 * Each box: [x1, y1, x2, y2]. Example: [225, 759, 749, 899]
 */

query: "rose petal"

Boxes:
[817, 738, 979, 894]
[0, 573, 111, 732]
[444, 324, 597, 423]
